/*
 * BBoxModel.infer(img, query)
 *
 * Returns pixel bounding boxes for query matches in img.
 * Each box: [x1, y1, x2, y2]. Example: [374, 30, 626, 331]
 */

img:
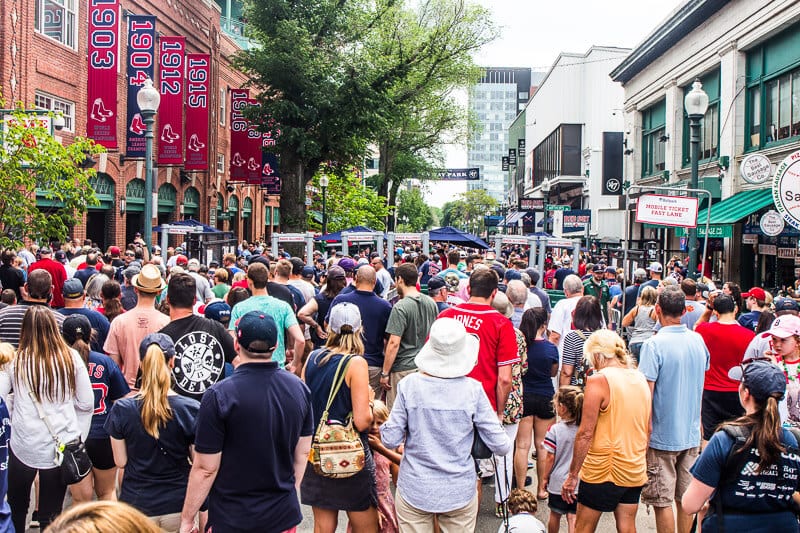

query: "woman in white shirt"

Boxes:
[0, 306, 93, 531]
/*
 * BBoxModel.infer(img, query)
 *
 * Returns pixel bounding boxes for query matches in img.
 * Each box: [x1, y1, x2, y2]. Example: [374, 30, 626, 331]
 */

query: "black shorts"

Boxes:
[548, 491, 577, 515]
[577, 481, 642, 513]
[702, 390, 744, 440]
[522, 393, 556, 419]
[85, 437, 115, 470]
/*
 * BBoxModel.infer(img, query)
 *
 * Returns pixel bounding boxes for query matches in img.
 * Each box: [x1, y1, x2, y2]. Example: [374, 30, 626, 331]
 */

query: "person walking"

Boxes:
[621, 285, 658, 363]
[297, 265, 348, 350]
[179, 311, 314, 533]
[638, 287, 710, 533]
[559, 296, 604, 388]
[381, 317, 511, 532]
[0, 269, 66, 347]
[0, 306, 94, 531]
[58, 277, 111, 353]
[28, 246, 67, 308]
[104, 334, 200, 532]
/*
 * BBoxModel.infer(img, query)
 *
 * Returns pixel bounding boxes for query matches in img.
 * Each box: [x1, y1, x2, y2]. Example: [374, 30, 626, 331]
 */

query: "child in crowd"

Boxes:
[542, 386, 584, 533]
[365, 400, 400, 533]
[500, 489, 545, 532]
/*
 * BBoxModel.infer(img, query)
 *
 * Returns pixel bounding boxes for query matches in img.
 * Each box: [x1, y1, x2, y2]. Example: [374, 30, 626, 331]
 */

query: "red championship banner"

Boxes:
[229, 89, 250, 182]
[184, 54, 210, 170]
[246, 98, 263, 184]
[87, 0, 120, 148]
[157, 36, 185, 165]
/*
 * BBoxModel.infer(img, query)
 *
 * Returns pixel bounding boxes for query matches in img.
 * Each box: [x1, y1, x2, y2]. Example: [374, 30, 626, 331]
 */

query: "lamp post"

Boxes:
[319, 173, 329, 235]
[137, 78, 161, 251]
[684, 79, 709, 278]
[541, 178, 551, 234]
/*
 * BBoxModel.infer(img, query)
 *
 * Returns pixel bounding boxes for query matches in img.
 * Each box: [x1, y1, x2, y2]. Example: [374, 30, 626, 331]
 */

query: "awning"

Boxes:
[504, 211, 524, 226]
[696, 188, 773, 225]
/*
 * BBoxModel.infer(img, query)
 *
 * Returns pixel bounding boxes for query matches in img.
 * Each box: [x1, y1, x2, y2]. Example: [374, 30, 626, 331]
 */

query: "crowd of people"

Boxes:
[0, 236, 796, 532]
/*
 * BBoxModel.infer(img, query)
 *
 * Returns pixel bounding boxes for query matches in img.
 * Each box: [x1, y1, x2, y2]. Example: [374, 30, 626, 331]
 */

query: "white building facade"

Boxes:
[611, 0, 800, 289]
[522, 46, 630, 243]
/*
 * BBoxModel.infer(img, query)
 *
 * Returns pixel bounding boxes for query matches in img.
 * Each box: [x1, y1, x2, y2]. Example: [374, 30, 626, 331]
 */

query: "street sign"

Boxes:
[546, 205, 570, 211]
[635, 194, 699, 228]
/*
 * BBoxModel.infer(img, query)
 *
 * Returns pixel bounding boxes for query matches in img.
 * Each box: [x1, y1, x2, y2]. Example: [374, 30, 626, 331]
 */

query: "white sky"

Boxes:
[424, 0, 684, 208]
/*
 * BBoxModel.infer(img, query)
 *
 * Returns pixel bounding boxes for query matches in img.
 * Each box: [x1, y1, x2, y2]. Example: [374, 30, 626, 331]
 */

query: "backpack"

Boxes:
[572, 330, 589, 387]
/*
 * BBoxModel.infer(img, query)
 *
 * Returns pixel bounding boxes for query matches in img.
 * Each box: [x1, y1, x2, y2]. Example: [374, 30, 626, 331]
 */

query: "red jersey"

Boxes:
[695, 321, 755, 392]
[28, 258, 67, 308]
[439, 302, 519, 411]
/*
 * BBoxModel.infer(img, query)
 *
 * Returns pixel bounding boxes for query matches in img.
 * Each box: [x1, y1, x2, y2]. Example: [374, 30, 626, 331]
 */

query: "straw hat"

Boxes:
[132, 264, 166, 293]
[415, 318, 479, 378]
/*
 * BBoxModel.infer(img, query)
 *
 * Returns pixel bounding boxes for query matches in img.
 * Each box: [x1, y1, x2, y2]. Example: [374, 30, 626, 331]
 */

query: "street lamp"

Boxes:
[319, 173, 329, 235]
[684, 79, 709, 278]
[137, 78, 161, 251]
[541, 177, 551, 234]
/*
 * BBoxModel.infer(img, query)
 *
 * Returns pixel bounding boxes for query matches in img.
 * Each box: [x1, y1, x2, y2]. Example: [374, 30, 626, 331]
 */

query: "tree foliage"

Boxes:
[438, 189, 496, 235]
[236, 0, 495, 232]
[0, 108, 101, 249]
[307, 169, 390, 233]
[396, 187, 433, 231]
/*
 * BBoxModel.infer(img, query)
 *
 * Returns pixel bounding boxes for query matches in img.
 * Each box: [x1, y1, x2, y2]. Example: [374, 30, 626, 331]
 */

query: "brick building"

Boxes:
[0, 0, 279, 252]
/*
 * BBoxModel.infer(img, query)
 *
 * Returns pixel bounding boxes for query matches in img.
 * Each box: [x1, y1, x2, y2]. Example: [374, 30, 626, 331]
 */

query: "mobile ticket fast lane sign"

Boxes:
[125, 15, 156, 158]
[157, 36, 185, 166]
[773, 150, 800, 231]
[184, 54, 210, 171]
[635, 194, 699, 228]
[87, 0, 120, 148]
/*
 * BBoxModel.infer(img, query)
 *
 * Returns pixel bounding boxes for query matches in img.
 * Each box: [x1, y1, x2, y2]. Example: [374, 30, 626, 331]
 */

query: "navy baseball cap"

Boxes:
[728, 360, 786, 402]
[62, 278, 84, 299]
[302, 266, 316, 279]
[139, 333, 176, 361]
[504, 269, 521, 281]
[204, 301, 232, 325]
[235, 311, 278, 353]
[592, 263, 605, 273]
[427, 276, 446, 291]
[775, 297, 800, 313]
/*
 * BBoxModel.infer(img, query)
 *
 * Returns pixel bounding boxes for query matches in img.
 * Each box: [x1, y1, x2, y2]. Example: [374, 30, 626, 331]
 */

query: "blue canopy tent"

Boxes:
[428, 226, 490, 249]
[316, 226, 381, 242]
[153, 218, 221, 233]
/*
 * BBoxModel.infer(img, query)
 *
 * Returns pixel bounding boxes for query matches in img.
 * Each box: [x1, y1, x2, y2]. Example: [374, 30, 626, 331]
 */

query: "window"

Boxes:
[682, 69, 721, 165]
[641, 99, 666, 178]
[216, 154, 225, 174]
[34, 92, 74, 132]
[518, 92, 529, 100]
[219, 88, 226, 126]
[34, 0, 77, 49]
[746, 23, 800, 150]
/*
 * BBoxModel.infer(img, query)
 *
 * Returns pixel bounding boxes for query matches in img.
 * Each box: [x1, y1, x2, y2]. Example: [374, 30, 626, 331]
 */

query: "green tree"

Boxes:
[440, 189, 496, 236]
[0, 108, 101, 248]
[307, 169, 390, 233]
[396, 187, 433, 231]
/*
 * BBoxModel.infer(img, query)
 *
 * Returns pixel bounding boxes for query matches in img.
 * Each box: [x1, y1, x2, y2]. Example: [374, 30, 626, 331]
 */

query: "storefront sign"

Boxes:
[778, 247, 797, 259]
[635, 194, 699, 228]
[676, 225, 732, 238]
[760, 210, 785, 236]
[759, 244, 777, 255]
[563, 209, 590, 233]
[742, 234, 758, 244]
[740, 153, 772, 185]
[519, 197, 544, 210]
[773, 149, 800, 230]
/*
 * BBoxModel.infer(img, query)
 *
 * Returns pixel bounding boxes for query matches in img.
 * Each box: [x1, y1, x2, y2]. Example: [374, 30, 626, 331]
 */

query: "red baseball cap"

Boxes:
[742, 287, 766, 301]
[109, 246, 121, 256]
[176, 255, 188, 266]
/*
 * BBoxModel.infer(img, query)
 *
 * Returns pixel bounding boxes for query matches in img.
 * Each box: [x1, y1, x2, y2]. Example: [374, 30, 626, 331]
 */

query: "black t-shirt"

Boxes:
[623, 284, 641, 316]
[0, 265, 24, 301]
[554, 267, 575, 290]
[159, 315, 236, 400]
[267, 282, 295, 310]
[195, 363, 315, 533]
[104, 395, 200, 516]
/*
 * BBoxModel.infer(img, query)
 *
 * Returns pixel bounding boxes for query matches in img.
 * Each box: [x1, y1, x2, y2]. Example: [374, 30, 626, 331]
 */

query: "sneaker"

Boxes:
[495, 502, 506, 518]
[528, 460, 535, 469]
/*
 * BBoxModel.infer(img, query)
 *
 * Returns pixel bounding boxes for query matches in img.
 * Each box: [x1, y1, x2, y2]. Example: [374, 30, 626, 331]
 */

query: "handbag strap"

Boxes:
[28, 390, 63, 447]
[319, 355, 352, 424]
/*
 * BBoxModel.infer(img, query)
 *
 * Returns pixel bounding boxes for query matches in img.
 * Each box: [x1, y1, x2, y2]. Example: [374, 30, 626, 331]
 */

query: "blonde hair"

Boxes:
[553, 385, 584, 425]
[0, 342, 15, 368]
[372, 399, 389, 424]
[507, 488, 537, 514]
[137, 345, 173, 439]
[583, 329, 629, 370]
[17, 306, 77, 402]
[639, 285, 658, 306]
[44, 501, 161, 533]
[231, 271, 246, 284]
[321, 327, 365, 364]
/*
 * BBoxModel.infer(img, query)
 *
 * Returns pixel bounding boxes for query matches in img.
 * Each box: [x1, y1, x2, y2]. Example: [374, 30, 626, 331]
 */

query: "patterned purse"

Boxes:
[308, 355, 366, 478]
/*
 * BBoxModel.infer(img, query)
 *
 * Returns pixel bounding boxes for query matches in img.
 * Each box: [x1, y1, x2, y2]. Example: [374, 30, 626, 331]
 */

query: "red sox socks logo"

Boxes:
[263, 163, 275, 175]
[129, 114, 145, 135]
[247, 157, 260, 171]
[91, 98, 114, 122]
[232, 153, 245, 167]
[161, 124, 180, 143]
[187, 133, 205, 152]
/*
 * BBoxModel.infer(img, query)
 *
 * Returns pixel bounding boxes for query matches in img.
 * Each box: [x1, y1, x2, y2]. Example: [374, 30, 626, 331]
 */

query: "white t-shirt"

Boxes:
[499, 513, 546, 533]
[549, 296, 581, 354]
[375, 268, 393, 299]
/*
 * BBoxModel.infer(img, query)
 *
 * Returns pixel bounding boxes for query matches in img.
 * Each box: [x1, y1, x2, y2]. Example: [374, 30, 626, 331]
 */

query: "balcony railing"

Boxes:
[220, 16, 259, 50]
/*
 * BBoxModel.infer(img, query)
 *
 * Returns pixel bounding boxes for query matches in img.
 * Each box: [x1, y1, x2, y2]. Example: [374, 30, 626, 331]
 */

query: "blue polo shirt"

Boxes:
[194, 362, 315, 533]
[329, 289, 392, 367]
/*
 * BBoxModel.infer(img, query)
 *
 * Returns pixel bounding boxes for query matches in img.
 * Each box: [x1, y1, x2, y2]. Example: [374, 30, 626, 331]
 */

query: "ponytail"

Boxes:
[71, 338, 91, 367]
[726, 393, 785, 471]
[554, 385, 584, 426]
[138, 345, 173, 439]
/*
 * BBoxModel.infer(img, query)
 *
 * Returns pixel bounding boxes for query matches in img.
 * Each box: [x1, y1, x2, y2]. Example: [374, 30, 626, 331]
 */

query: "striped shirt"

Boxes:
[0, 302, 65, 348]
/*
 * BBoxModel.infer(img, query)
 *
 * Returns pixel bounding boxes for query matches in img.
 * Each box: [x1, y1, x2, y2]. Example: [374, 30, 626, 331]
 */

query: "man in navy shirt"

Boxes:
[180, 311, 314, 533]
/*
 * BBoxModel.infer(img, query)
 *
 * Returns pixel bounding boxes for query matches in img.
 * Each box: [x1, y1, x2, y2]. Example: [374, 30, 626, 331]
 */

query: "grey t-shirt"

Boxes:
[385, 294, 438, 372]
[542, 421, 579, 494]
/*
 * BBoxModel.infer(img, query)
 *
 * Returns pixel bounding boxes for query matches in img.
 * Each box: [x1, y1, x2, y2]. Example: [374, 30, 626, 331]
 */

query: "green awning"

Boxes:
[696, 188, 773, 225]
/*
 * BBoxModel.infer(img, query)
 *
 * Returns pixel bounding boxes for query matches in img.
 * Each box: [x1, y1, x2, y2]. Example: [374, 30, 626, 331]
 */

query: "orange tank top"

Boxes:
[580, 366, 651, 487]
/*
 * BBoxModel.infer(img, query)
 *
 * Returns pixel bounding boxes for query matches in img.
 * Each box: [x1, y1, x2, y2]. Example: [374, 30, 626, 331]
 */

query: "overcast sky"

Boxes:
[424, 0, 684, 208]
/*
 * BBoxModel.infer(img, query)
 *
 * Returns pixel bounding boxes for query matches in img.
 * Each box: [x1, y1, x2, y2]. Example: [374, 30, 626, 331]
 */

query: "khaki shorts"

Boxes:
[641, 446, 700, 506]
